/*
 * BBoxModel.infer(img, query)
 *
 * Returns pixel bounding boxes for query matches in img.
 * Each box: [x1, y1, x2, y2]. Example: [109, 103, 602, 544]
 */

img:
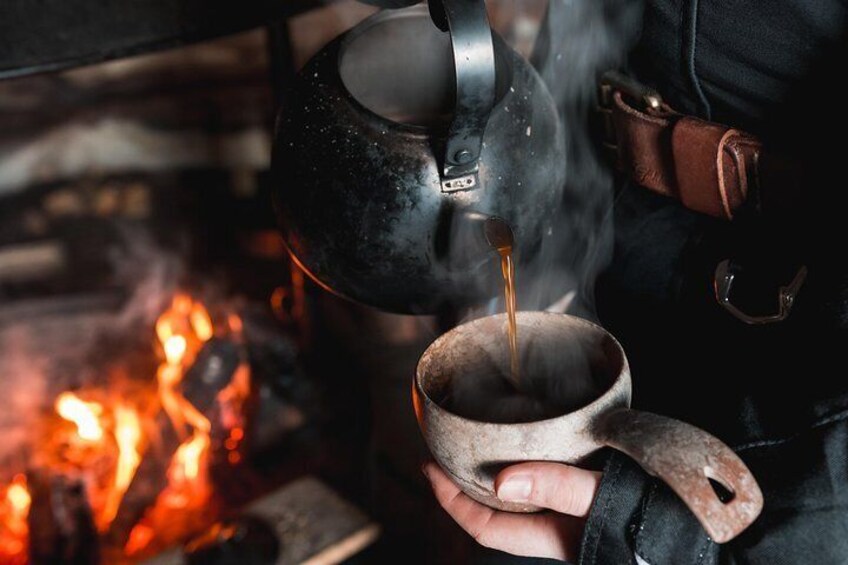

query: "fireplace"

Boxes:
[0, 15, 381, 562]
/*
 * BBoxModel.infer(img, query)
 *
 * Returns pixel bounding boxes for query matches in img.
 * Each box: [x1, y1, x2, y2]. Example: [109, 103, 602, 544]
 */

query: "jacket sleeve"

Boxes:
[577, 450, 717, 565]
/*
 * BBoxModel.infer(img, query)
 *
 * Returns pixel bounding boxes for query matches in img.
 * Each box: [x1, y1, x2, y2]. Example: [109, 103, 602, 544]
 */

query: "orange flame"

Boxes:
[124, 523, 155, 556]
[163, 335, 187, 366]
[0, 475, 30, 561]
[172, 433, 209, 482]
[150, 294, 215, 532]
[190, 303, 214, 342]
[56, 392, 104, 441]
[100, 405, 142, 530]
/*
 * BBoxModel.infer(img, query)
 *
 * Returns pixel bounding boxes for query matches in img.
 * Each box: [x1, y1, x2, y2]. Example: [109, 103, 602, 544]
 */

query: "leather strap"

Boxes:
[607, 91, 802, 220]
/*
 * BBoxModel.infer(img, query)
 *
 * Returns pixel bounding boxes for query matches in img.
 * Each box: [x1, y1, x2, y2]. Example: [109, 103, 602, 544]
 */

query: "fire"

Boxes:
[126, 292, 217, 554]
[100, 405, 143, 530]
[56, 392, 104, 442]
[190, 303, 214, 342]
[5, 480, 29, 516]
[0, 475, 30, 562]
[3, 292, 250, 559]
[124, 523, 155, 556]
[163, 335, 187, 366]
[172, 433, 209, 483]
[155, 295, 214, 438]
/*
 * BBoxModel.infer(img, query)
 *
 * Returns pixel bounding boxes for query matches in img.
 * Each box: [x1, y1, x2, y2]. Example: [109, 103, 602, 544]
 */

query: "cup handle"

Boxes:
[592, 408, 764, 543]
[429, 0, 496, 178]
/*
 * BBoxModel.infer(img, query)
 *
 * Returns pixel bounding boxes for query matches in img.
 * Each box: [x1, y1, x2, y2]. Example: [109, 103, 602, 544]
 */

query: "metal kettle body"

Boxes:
[272, 2, 565, 314]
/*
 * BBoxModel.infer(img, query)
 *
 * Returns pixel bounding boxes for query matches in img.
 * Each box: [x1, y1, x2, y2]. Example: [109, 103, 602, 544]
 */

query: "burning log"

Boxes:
[26, 470, 99, 565]
[110, 338, 244, 549]
[107, 410, 181, 548]
[180, 337, 240, 416]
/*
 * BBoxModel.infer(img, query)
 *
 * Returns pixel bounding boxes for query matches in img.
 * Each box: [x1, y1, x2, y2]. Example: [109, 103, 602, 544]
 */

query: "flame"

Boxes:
[0, 475, 30, 561]
[190, 303, 214, 342]
[172, 294, 193, 316]
[173, 433, 209, 482]
[145, 293, 216, 544]
[155, 295, 213, 437]
[5, 480, 29, 516]
[124, 523, 155, 556]
[56, 392, 104, 441]
[100, 406, 142, 530]
[6, 293, 250, 558]
[163, 335, 187, 366]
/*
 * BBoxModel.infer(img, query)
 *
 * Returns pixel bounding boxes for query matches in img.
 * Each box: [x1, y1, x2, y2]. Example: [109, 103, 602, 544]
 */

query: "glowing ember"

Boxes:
[100, 406, 143, 530]
[56, 392, 104, 441]
[218, 362, 251, 461]
[0, 475, 30, 562]
[228, 314, 243, 335]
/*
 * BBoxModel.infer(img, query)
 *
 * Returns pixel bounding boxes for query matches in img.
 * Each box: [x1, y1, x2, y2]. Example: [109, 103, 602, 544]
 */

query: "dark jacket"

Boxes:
[367, 0, 848, 562]
[587, 0, 848, 563]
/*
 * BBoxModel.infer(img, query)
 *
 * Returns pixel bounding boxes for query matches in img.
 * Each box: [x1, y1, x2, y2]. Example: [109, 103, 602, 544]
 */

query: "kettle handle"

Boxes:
[430, 0, 496, 178]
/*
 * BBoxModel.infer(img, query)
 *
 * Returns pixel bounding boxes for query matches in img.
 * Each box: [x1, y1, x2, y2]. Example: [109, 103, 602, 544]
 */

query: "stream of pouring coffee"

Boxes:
[499, 245, 519, 384]
[485, 218, 520, 386]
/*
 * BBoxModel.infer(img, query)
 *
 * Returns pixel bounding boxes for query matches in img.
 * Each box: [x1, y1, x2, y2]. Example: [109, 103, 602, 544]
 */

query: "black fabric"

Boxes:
[0, 0, 308, 80]
[578, 0, 848, 563]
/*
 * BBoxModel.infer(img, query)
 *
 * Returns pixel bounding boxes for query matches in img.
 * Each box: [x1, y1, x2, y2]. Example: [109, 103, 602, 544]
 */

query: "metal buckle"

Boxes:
[597, 71, 664, 157]
[714, 260, 808, 325]
[599, 70, 664, 112]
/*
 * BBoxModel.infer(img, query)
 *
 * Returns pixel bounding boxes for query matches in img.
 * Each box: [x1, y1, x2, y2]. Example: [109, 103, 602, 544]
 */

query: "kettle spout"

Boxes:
[455, 211, 515, 257]
[483, 216, 515, 253]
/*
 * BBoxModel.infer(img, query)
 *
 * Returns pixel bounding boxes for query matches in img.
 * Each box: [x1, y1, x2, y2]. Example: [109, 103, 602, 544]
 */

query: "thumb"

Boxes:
[494, 462, 601, 518]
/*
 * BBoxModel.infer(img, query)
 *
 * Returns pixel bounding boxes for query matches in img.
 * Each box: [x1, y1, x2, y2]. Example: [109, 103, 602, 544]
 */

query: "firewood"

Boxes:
[179, 338, 240, 416]
[107, 409, 180, 548]
[26, 470, 99, 565]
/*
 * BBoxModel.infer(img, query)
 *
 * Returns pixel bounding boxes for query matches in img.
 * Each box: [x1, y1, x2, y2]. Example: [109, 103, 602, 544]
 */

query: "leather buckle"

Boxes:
[714, 260, 808, 325]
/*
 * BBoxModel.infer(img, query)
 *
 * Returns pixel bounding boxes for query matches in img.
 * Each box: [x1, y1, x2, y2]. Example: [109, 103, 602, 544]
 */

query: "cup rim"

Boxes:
[414, 311, 631, 428]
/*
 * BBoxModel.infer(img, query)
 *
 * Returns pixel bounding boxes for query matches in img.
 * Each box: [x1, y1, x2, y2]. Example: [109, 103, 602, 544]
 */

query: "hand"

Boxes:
[422, 461, 602, 562]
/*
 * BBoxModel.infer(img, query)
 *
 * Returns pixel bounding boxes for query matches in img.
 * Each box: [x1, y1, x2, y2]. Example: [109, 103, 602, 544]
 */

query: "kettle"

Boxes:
[272, 0, 565, 314]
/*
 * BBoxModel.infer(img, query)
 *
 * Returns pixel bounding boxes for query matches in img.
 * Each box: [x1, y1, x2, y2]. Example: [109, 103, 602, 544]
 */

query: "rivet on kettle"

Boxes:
[453, 149, 474, 164]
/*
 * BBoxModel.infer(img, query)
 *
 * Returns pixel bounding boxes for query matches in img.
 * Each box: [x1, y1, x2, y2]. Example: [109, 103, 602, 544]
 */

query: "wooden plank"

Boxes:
[141, 477, 379, 565]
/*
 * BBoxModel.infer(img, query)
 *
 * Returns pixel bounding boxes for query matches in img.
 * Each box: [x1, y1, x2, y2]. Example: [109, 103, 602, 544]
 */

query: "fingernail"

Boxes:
[497, 475, 533, 502]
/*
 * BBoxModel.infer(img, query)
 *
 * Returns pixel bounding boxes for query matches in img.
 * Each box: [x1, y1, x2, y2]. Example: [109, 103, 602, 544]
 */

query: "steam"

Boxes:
[446, 0, 642, 421]
[478, 0, 642, 321]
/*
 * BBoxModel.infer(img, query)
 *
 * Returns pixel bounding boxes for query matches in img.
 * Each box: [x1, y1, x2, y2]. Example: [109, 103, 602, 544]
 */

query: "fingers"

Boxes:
[494, 462, 601, 517]
[422, 462, 582, 561]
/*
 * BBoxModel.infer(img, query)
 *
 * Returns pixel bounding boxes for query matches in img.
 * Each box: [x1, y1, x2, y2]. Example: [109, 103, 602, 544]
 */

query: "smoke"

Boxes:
[0, 227, 185, 472]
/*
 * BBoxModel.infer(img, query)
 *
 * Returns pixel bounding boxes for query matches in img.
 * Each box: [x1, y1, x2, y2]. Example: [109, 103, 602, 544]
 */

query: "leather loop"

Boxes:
[609, 90, 791, 221]
[671, 117, 755, 219]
